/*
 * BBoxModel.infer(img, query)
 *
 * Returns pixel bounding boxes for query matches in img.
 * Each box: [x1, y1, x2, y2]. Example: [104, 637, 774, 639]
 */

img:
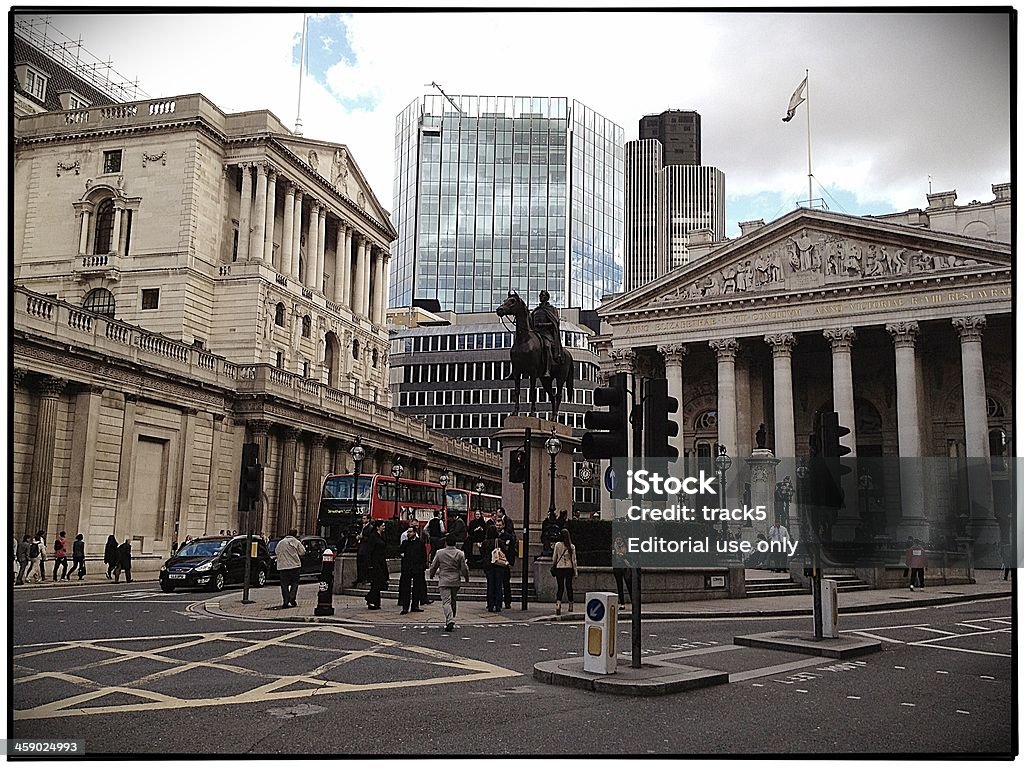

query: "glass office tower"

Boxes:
[392, 95, 624, 313]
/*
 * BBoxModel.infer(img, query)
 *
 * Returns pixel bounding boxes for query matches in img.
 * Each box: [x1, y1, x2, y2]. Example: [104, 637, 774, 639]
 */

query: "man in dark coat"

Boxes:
[496, 516, 517, 609]
[103, 535, 119, 580]
[398, 524, 428, 615]
[114, 538, 133, 584]
[355, 514, 373, 586]
[365, 521, 388, 609]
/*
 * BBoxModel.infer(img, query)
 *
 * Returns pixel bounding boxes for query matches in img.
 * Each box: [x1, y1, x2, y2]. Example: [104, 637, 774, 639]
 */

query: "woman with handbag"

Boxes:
[551, 529, 578, 616]
[481, 526, 508, 613]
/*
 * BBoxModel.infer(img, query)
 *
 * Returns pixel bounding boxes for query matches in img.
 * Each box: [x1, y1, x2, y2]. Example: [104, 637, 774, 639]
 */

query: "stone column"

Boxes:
[886, 321, 926, 537]
[354, 235, 368, 317]
[291, 192, 304, 281]
[823, 327, 858, 455]
[111, 204, 123, 255]
[709, 338, 740, 458]
[264, 169, 277, 266]
[303, 434, 327, 534]
[64, 384, 104, 537]
[25, 376, 67, 537]
[372, 248, 385, 325]
[953, 316, 996, 539]
[306, 201, 320, 289]
[250, 162, 268, 261]
[657, 343, 687, 460]
[237, 163, 252, 262]
[765, 333, 797, 459]
[77, 205, 92, 254]
[276, 428, 300, 536]
[342, 226, 354, 309]
[333, 224, 347, 305]
[281, 183, 295, 276]
[316, 207, 327, 294]
[380, 253, 391, 324]
[117, 202, 130, 255]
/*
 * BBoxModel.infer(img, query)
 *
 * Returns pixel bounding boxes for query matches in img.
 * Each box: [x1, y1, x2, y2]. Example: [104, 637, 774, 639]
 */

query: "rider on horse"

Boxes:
[531, 290, 564, 378]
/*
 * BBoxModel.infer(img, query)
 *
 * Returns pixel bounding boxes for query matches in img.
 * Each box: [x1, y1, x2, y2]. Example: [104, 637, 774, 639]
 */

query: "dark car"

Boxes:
[159, 535, 271, 592]
[267, 535, 328, 581]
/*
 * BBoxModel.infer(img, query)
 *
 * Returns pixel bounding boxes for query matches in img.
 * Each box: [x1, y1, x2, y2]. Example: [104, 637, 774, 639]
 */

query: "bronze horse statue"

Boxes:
[495, 291, 574, 417]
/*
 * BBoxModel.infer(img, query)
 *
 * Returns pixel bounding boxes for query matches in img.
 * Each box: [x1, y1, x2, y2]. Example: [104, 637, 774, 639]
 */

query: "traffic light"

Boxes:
[582, 372, 629, 461]
[508, 447, 528, 484]
[238, 442, 262, 511]
[643, 378, 679, 460]
[819, 411, 852, 465]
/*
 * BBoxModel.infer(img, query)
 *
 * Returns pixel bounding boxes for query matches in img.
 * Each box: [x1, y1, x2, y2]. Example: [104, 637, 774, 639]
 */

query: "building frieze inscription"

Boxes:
[636, 284, 1012, 335]
[655, 230, 997, 305]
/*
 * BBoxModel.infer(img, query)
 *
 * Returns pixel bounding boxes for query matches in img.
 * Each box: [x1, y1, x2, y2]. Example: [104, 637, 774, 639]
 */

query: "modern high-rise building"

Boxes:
[391, 94, 624, 313]
[639, 109, 701, 166]
[624, 110, 725, 292]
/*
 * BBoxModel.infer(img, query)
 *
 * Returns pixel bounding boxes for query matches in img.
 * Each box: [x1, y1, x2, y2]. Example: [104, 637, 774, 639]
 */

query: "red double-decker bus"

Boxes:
[317, 473, 445, 548]
[445, 487, 502, 523]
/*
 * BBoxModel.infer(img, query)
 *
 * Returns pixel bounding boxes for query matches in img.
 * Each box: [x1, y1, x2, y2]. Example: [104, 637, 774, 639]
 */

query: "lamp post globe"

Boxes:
[545, 430, 561, 516]
[349, 438, 366, 523]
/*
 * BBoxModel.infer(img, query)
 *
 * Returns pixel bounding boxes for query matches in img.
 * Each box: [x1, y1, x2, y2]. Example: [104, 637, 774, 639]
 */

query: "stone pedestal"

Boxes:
[744, 449, 780, 538]
[494, 416, 579, 528]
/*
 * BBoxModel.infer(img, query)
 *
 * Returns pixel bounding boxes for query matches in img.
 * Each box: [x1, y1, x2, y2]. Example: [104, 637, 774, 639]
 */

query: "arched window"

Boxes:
[93, 199, 115, 254]
[352, 338, 360, 360]
[275, 303, 286, 326]
[301, 315, 311, 338]
[83, 287, 116, 317]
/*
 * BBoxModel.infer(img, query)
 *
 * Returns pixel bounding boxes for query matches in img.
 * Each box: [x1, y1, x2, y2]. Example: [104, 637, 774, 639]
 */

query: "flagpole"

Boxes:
[295, 13, 307, 135]
[805, 68, 812, 208]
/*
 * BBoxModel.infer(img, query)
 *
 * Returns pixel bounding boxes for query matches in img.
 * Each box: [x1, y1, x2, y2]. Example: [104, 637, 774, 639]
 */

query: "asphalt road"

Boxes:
[10, 581, 1015, 757]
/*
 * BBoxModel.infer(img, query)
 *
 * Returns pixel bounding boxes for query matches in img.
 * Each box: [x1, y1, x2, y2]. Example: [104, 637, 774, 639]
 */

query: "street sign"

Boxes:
[604, 466, 616, 493]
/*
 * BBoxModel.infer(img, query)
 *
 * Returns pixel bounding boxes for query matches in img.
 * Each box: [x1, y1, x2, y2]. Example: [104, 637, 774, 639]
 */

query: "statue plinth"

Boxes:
[744, 449, 780, 537]
[494, 416, 579, 529]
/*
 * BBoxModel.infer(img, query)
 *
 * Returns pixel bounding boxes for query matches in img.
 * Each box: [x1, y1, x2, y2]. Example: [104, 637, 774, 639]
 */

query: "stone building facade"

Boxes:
[13, 92, 499, 569]
[594, 199, 1012, 561]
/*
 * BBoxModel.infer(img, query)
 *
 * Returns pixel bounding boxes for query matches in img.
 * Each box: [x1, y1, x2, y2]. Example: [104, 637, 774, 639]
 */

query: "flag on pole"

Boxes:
[782, 76, 807, 122]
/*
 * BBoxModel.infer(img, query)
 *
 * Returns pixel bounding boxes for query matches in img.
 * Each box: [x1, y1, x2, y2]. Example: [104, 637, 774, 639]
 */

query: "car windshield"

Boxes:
[175, 540, 227, 558]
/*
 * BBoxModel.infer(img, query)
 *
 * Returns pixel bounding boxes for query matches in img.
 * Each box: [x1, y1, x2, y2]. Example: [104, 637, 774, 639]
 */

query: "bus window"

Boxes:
[323, 475, 371, 501]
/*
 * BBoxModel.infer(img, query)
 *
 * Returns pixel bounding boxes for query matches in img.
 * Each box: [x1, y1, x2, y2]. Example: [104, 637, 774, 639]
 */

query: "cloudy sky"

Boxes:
[25, 9, 1012, 238]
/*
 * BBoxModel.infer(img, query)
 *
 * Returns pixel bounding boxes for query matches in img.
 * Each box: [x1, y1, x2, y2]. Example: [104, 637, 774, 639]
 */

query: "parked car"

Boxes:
[267, 535, 329, 581]
[159, 535, 271, 592]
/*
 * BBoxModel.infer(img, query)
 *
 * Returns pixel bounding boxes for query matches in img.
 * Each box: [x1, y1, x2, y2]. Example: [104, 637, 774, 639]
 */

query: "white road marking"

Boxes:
[900, 703, 915, 707]
[730, 657, 822, 683]
[847, 696, 861, 700]
[796, 689, 809, 693]
[957, 710, 970, 715]
[894, 666, 906, 669]
[980, 675, 996, 680]
[850, 631, 905, 644]
[936, 670, 949, 674]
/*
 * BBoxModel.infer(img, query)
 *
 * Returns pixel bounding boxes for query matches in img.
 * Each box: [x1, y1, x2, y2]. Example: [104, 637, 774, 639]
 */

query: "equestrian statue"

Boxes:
[495, 290, 574, 418]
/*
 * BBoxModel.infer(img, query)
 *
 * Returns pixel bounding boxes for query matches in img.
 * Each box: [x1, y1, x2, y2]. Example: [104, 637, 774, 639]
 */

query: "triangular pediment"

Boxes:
[274, 138, 395, 237]
[602, 208, 1011, 316]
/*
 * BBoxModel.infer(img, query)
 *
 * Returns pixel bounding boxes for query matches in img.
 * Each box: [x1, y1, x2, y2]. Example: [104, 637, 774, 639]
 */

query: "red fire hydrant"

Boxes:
[314, 547, 336, 616]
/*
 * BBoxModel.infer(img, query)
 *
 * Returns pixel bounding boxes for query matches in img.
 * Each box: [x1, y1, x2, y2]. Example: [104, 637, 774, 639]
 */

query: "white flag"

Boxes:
[782, 76, 807, 122]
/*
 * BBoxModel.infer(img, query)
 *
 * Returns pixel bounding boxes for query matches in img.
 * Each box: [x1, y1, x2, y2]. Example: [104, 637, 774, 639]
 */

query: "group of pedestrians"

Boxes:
[14, 531, 133, 584]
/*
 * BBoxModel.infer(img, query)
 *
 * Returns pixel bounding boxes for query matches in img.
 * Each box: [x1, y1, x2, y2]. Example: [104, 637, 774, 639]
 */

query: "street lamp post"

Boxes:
[796, 458, 822, 640]
[545, 429, 561, 516]
[714, 445, 733, 518]
[858, 471, 873, 536]
[391, 458, 404, 521]
[438, 469, 449, 523]
[778, 475, 794, 528]
[474, 481, 485, 519]
[349, 438, 366, 536]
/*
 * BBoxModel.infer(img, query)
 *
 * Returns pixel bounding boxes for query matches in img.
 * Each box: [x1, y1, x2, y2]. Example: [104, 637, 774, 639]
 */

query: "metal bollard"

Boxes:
[314, 548, 336, 616]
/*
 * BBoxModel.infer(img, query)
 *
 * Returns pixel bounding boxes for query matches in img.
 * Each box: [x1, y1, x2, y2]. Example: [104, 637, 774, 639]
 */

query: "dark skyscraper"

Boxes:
[639, 110, 701, 166]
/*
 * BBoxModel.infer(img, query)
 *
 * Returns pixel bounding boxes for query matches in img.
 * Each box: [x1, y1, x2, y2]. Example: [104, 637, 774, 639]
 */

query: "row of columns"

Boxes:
[233, 162, 390, 326]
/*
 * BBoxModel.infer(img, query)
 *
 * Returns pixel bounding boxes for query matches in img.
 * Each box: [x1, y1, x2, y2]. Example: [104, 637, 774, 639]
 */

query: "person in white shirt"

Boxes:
[767, 518, 790, 573]
[274, 529, 306, 609]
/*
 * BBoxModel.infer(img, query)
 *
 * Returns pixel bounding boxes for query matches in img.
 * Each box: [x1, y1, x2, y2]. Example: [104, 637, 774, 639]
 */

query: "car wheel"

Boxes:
[254, 568, 267, 588]
[209, 571, 226, 592]
[160, 582, 175, 593]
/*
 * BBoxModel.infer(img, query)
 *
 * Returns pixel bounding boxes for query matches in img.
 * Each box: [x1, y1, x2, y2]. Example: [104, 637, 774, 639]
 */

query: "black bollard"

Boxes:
[314, 547, 336, 616]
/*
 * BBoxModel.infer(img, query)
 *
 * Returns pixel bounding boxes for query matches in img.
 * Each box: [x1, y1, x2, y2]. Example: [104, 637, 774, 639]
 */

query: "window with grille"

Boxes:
[275, 303, 285, 326]
[24, 68, 47, 99]
[93, 199, 115, 254]
[83, 288, 116, 317]
[103, 150, 122, 174]
[141, 288, 159, 310]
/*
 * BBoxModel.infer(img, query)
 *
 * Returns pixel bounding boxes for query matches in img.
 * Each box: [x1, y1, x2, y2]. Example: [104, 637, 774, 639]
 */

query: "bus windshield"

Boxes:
[322, 475, 372, 502]
[446, 489, 470, 513]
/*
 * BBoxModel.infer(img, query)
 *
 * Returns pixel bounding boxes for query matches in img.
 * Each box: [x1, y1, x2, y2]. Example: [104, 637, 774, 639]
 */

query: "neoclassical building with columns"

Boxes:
[594, 198, 1012, 561]
[12, 91, 499, 569]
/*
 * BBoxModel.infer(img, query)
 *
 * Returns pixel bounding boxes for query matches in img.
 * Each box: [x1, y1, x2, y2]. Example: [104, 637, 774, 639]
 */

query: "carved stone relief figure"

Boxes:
[333, 148, 350, 195]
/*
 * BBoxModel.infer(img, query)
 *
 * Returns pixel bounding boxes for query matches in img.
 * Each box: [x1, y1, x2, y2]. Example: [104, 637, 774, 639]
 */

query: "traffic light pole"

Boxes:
[630, 374, 643, 669]
[242, 496, 254, 605]
[521, 427, 531, 611]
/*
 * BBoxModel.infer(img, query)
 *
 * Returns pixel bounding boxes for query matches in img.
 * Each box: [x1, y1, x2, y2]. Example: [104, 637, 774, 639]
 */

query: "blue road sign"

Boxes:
[586, 598, 605, 622]
[604, 466, 616, 493]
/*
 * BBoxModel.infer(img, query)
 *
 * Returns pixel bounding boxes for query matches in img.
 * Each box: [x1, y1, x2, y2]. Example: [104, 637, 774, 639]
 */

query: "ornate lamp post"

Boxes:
[858, 471, 873, 535]
[714, 445, 733, 517]
[474, 481, 485, 518]
[349, 438, 366, 516]
[438, 469, 450, 521]
[545, 429, 562, 516]
[796, 459, 810, 544]
[391, 457, 404, 521]
[777, 475, 795, 528]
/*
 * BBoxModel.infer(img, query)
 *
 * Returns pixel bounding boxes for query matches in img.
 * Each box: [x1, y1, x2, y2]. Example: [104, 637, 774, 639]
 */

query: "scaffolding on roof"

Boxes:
[13, 14, 149, 103]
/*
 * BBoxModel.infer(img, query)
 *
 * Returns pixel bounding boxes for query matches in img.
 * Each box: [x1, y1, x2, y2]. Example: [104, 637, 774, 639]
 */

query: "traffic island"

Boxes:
[534, 658, 729, 696]
[733, 631, 882, 659]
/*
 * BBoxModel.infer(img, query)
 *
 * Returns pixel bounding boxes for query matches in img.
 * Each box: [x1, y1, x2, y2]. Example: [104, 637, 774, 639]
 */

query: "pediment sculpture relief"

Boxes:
[656, 229, 985, 304]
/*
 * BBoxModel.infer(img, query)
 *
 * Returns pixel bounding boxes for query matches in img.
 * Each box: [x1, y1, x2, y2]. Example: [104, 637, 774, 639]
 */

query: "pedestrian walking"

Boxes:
[398, 524, 428, 615]
[274, 528, 305, 609]
[28, 532, 47, 583]
[466, 510, 487, 567]
[612, 535, 633, 609]
[364, 520, 388, 610]
[355, 514, 373, 586]
[52, 531, 70, 581]
[1001, 542, 1014, 581]
[426, 509, 446, 558]
[481, 526, 509, 612]
[497, 515, 517, 609]
[905, 538, 927, 591]
[428, 533, 470, 633]
[551, 529, 578, 616]
[70, 534, 87, 580]
[114, 538, 133, 583]
[103, 534, 119, 579]
[767, 517, 790, 572]
[448, 513, 468, 555]
[16, 535, 30, 585]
